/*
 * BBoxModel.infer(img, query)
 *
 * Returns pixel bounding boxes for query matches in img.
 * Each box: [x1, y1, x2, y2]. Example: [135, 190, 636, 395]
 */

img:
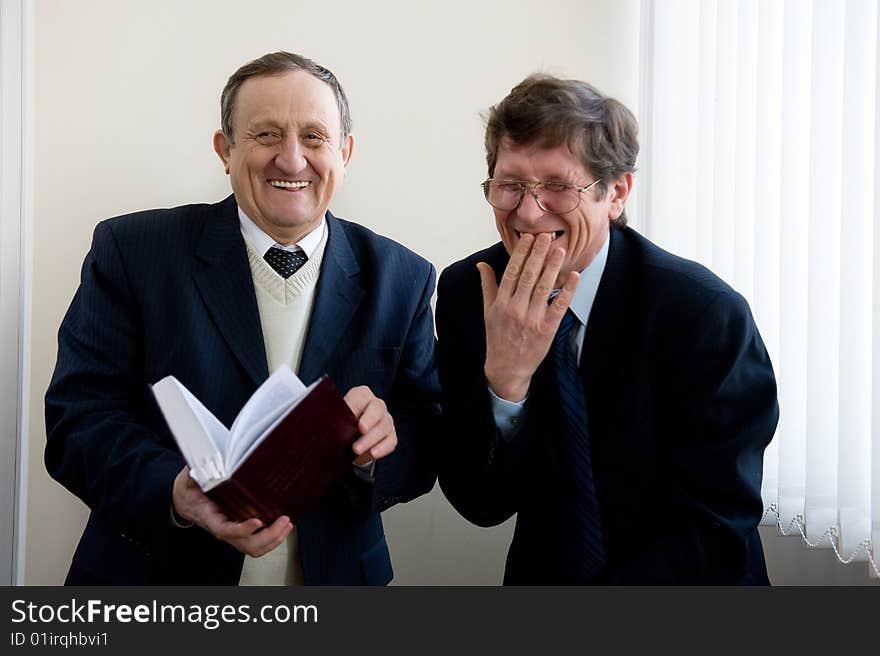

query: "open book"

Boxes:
[151, 365, 359, 525]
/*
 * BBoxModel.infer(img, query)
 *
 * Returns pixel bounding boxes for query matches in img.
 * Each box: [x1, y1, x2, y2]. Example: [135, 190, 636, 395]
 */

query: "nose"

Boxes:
[275, 135, 307, 173]
[516, 188, 546, 224]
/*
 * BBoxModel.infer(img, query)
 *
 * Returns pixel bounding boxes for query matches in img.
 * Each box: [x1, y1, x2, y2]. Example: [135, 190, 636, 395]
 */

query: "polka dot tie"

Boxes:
[263, 247, 308, 279]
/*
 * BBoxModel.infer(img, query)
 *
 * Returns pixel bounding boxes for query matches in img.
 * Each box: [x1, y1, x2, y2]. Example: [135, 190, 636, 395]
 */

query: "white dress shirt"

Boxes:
[238, 207, 326, 258]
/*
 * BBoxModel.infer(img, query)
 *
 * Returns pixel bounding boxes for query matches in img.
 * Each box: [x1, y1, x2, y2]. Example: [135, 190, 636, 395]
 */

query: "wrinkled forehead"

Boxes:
[493, 137, 592, 179]
[233, 71, 342, 132]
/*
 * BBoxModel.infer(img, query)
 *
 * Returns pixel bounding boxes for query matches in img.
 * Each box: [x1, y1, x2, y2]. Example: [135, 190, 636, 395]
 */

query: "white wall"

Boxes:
[27, 0, 641, 584]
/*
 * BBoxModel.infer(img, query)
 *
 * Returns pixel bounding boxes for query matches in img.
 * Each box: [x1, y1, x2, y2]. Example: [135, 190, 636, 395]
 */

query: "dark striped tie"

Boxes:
[264, 247, 307, 279]
[550, 309, 606, 582]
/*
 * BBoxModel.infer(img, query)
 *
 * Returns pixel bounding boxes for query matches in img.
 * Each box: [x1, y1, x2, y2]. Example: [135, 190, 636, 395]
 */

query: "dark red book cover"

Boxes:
[206, 376, 359, 525]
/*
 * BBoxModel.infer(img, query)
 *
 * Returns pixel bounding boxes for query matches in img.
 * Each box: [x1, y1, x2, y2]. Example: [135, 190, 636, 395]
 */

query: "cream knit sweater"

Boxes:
[238, 229, 327, 586]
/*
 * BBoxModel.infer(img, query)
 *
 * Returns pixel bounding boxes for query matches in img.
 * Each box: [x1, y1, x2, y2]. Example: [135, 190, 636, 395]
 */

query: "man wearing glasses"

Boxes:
[436, 74, 778, 584]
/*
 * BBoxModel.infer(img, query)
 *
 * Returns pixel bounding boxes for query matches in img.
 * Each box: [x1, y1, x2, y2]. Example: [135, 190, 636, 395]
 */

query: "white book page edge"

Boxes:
[151, 376, 228, 488]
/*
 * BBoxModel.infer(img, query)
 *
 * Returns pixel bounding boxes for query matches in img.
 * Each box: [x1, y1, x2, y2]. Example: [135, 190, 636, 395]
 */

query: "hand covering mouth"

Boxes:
[514, 230, 564, 241]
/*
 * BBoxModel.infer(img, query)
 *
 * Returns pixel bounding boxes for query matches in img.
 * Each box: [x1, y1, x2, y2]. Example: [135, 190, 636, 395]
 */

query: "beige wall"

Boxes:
[27, 0, 641, 584]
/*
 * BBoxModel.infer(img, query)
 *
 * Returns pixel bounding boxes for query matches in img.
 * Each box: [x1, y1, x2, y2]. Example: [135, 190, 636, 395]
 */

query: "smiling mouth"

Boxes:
[268, 179, 311, 190]
[515, 230, 564, 241]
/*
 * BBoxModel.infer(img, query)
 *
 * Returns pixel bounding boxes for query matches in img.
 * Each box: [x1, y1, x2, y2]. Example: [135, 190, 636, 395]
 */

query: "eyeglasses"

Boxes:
[481, 178, 602, 214]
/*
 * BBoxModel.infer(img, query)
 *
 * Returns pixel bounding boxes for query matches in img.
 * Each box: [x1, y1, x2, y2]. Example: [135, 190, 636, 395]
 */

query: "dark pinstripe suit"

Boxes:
[45, 195, 439, 585]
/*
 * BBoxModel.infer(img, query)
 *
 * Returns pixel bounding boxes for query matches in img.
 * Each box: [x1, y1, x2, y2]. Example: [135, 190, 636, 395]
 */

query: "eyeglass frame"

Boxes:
[481, 177, 604, 214]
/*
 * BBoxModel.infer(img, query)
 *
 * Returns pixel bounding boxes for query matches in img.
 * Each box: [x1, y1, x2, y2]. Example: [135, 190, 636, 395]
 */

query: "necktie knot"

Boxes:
[264, 247, 307, 279]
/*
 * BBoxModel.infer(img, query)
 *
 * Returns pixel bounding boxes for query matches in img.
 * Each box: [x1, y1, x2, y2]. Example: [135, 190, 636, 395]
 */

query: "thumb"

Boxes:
[343, 386, 373, 417]
[476, 262, 498, 312]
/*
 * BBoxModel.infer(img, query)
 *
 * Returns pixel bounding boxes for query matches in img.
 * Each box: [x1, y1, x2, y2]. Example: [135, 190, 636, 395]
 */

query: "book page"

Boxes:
[179, 385, 232, 456]
[226, 365, 308, 470]
[151, 376, 228, 484]
[230, 378, 323, 475]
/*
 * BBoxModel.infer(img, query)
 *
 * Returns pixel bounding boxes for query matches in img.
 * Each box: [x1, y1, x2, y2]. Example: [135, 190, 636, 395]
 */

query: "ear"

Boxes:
[607, 172, 633, 220]
[341, 133, 355, 168]
[213, 130, 232, 174]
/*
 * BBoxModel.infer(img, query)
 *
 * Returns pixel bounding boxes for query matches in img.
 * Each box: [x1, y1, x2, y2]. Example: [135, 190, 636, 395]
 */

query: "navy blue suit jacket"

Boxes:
[436, 226, 777, 585]
[45, 195, 440, 585]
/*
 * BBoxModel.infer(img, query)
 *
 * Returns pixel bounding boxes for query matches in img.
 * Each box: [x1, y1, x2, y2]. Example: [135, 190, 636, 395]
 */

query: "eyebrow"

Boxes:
[298, 120, 332, 136]
[247, 119, 283, 132]
[492, 168, 528, 180]
[493, 171, 582, 184]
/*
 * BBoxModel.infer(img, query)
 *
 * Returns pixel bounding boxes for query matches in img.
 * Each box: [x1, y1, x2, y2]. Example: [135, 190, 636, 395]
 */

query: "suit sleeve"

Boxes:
[44, 221, 184, 562]
[337, 261, 441, 513]
[374, 262, 441, 508]
[606, 290, 778, 584]
[435, 263, 531, 527]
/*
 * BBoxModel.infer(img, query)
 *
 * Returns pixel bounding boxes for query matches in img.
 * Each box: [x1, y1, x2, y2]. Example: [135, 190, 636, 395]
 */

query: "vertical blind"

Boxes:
[640, 0, 879, 578]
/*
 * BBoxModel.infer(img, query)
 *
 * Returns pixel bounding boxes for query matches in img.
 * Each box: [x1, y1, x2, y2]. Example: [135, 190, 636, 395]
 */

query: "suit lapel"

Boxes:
[193, 195, 269, 388]
[579, 226, 634, 405]
[298, 212, 364, 384]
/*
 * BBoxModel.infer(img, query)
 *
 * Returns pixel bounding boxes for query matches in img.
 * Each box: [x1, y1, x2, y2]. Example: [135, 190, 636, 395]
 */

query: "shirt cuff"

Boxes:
[353, 460, 376, 481]
[489, 387, 527, 441]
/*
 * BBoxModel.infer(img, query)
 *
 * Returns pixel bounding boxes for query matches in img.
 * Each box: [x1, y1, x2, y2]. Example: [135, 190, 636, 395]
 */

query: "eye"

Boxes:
[496, 182, 523, 193]
[542, 182, 570, 193]
[303, 132, 328, 147]
[253, 131, 282, 146]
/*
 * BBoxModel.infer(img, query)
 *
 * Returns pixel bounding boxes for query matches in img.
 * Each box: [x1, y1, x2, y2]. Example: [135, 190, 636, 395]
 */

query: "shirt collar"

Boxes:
[567, 230, 610, 328]
[237, 205, 326, 258]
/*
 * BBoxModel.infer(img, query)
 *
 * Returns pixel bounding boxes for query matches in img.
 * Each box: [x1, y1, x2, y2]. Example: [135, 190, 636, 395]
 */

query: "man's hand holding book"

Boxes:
[155, 366, 394, 557]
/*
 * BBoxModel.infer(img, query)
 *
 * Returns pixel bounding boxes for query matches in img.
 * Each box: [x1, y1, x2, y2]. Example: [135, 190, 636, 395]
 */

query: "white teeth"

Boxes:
[269, 180, 310, 189]
[515, 230, 564, 241]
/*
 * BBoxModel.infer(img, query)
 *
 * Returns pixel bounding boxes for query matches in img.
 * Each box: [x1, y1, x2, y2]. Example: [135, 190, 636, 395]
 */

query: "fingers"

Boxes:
[498, 233, 534, 299]
[203, 507, 293, 558]
[177, 468, 294, 559]
[353, 421, 397, 461]
[354, 394, 386, 435]
[352, 399, 397, 461]
[252, 522, 294, 557]
[345, 387, 398, 462]
[205, 512, 263, 542]
[343, 385, 372, 416]
[173, 466, 216, 525]
[477, 262, 498, 313]
[528, 245, 566, 314]
[547, 271, 580, 322]
[233, 516, 293, 558]
[513, 233, 552, 306]
[244, 516, 293, 556]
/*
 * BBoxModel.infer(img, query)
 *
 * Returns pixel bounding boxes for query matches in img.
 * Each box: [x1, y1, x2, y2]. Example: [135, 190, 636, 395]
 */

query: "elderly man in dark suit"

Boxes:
[436, 74, 777, 584]
[45, 52, 439, 585]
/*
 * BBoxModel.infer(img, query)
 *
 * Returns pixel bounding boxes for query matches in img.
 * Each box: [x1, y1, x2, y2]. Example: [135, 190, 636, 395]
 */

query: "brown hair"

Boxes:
[485, 74, 638, 225]
[220, 51, 351, 143]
